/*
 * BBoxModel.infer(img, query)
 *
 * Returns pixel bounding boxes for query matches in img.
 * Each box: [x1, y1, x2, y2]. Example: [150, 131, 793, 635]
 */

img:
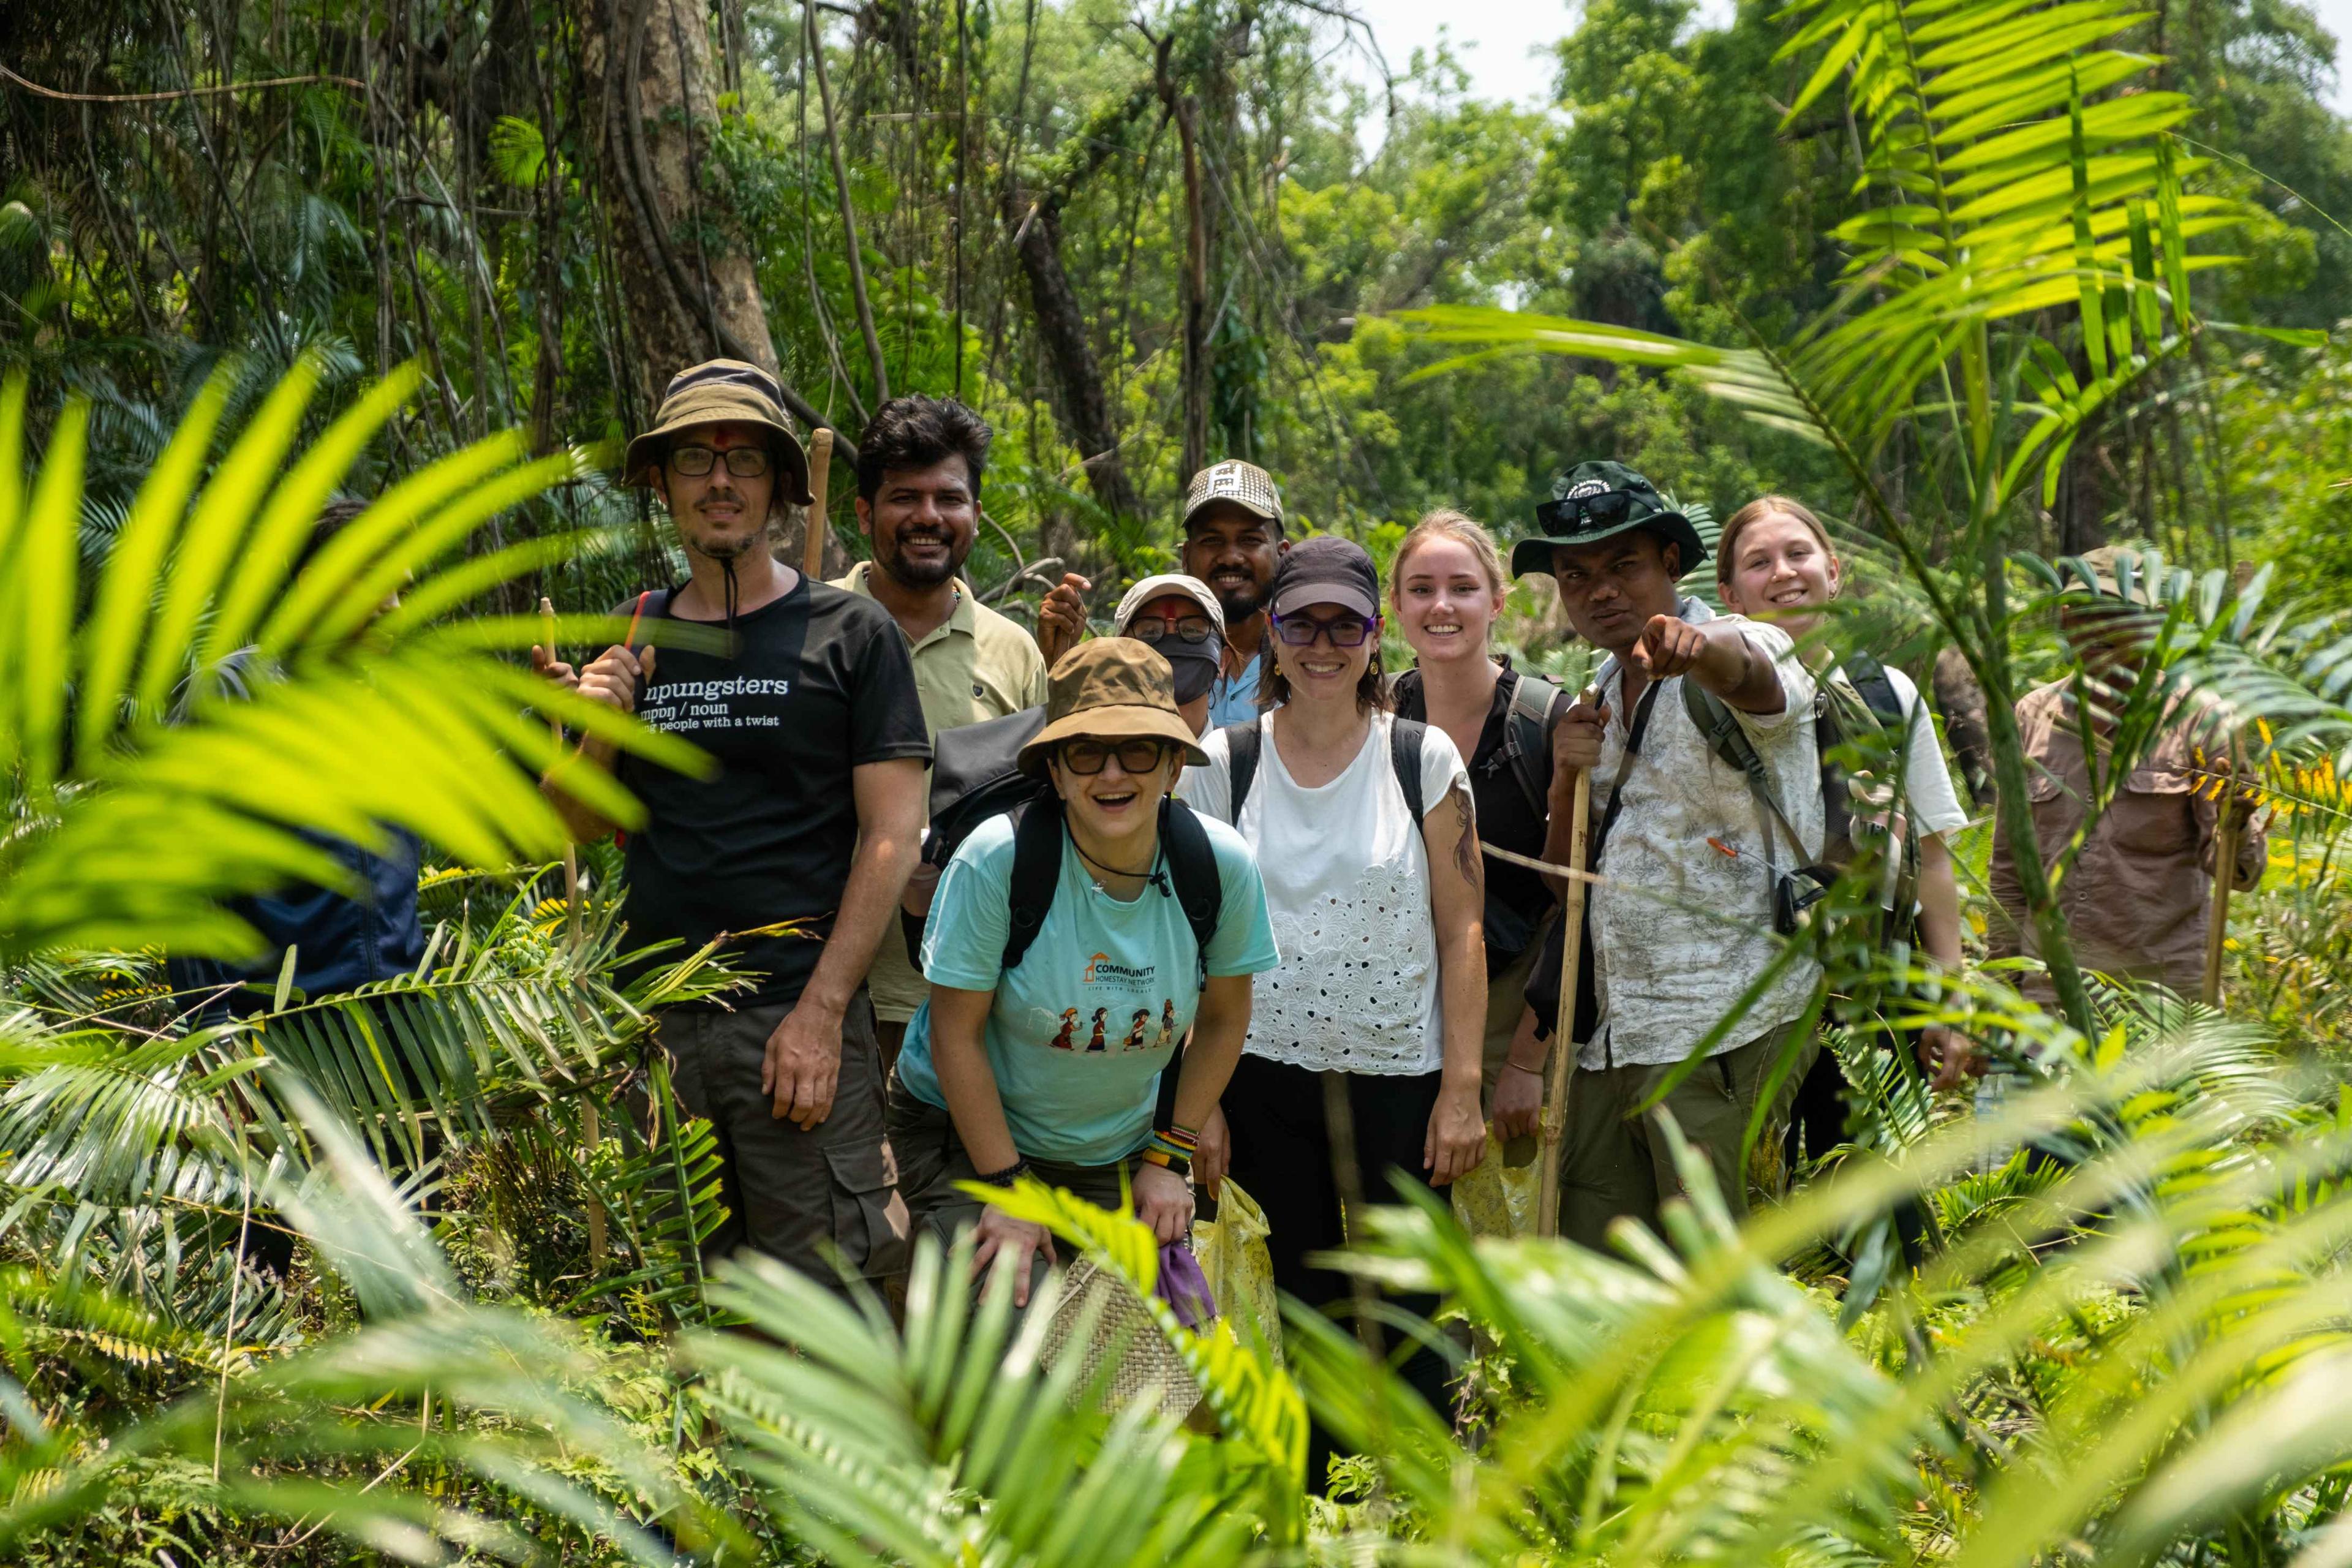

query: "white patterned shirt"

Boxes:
[1581, 608, 1824, 1070]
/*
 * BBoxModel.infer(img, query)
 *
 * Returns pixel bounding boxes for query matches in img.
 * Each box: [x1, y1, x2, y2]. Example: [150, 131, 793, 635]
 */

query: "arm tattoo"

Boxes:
[1446, 782, 1482, 892]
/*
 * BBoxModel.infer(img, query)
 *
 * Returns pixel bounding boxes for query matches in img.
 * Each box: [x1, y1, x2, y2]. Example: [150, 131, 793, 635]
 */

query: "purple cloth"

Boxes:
[1156, 1242, 1218, 1330]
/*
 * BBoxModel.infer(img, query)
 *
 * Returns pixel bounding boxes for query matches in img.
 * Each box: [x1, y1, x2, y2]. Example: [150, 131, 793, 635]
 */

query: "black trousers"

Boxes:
[1221, 1052, 1449, 1490]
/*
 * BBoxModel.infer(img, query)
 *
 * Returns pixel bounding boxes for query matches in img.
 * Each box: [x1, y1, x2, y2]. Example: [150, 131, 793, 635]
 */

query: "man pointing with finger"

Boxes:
[538, 360, 929, 1295]
[1517, 461, 1823, 1249]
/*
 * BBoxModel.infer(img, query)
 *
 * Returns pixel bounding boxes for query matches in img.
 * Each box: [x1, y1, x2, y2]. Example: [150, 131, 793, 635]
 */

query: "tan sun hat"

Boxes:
[622, 359, 816, 507]
[1016, 638, 1212, 777]
[2073, 545, 2169, 606]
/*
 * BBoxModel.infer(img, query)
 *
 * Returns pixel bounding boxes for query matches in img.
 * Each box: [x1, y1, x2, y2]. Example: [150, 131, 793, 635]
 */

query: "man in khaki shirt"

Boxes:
[1989, 547, 2267, 1003]
[834, 396, 1049, 1062]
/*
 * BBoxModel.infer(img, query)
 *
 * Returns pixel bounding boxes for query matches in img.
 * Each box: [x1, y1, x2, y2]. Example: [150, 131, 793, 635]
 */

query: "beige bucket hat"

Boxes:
[1017, 639, 1212, 777]
[622, 359, 816, 506]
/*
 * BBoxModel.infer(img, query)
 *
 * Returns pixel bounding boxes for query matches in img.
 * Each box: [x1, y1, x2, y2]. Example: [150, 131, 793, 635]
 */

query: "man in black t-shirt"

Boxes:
[537, 360, 929, 1292]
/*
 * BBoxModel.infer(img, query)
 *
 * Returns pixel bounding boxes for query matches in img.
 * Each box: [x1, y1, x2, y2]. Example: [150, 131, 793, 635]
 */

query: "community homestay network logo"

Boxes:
[1082, 952, 1155, 986]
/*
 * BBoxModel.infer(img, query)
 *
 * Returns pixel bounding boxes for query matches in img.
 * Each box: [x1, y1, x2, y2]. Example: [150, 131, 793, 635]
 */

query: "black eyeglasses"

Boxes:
[1126, 614, 1218, 645]
[1534, 489, 1640, 534]
[669, 445, 771, 478]
[1058, 738, 1173, 775]
[1273, 612, 1376, 647]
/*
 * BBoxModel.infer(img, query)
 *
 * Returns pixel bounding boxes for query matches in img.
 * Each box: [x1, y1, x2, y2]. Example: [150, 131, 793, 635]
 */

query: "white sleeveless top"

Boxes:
[1179, 712, 1469, 1074]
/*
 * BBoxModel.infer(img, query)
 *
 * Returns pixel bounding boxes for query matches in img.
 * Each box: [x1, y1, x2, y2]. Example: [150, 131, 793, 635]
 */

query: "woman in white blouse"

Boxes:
[1179, 533, 1487, 1488]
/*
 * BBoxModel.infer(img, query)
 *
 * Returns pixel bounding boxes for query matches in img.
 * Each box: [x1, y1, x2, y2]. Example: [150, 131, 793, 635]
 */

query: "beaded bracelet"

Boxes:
[976, 1157, 1031, 1188]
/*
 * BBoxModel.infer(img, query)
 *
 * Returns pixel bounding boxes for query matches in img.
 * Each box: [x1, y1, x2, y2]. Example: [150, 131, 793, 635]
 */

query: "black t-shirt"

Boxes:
[617, 577, 930, 1005]
[1393, 663, 1561, 974]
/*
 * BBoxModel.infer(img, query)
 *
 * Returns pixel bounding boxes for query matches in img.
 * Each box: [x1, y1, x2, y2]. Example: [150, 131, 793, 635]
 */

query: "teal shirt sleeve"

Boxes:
[921, 817, 1016, 991]
[1201, 817, 1281, 978]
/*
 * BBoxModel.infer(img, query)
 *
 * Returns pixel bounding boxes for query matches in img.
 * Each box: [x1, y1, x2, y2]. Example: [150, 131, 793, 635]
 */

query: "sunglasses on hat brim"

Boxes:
[1534, 488, 1649, 535]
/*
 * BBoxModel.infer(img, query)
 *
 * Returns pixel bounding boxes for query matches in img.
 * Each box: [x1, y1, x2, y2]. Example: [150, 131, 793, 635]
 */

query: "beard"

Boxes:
[879, 527, 971, 587]
[1211, 577, 1264, 622]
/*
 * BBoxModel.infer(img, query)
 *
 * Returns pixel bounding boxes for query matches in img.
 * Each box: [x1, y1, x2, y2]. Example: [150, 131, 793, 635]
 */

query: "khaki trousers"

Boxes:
[1557, 1022, 1812, 1253]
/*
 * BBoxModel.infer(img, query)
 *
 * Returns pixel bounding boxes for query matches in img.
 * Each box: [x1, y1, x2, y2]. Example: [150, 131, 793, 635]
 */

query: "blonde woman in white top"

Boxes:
[1178, 533, 1485, 1491]
[1714, 495, 1973, 1110]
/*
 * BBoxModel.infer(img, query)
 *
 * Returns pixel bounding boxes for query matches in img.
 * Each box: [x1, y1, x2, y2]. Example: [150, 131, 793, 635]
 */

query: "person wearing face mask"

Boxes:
[889, 639, 1279, 1308]
[1387, 511, 1573, 1194]
[1179, 535, 1488, 1490]
[1714, 497, 1973, 1125]
[538, 360, 930, 1297]
[1034, 461, 1288, 729]
[1112, 574, 1226, 737]
[834, 397, 1050, 1069]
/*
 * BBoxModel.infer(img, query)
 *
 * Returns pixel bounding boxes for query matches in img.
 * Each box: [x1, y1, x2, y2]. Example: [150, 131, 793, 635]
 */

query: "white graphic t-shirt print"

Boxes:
[635, 673, 793, 735]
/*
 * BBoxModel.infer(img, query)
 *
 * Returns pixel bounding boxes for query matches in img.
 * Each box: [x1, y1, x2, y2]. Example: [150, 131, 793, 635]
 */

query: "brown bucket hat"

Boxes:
[622, 358, 816, 507]
[1017, 638, 1212, 777]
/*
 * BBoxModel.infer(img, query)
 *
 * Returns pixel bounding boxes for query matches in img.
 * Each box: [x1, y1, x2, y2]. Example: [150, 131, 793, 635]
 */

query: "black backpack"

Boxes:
[903, 708, 1224, 976]
[1390, 665, 1565, 824]
[1219, 715, 1431, 823]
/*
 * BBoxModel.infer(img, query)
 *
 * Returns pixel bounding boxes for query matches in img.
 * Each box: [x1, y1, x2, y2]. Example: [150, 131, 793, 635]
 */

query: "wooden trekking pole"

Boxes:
[540, 597, 582, 951]
[543, 596, 605, 1267]
[801, 428, 835, 580]
[2201, 742, 2244, 1008]
[1536, 762, 1595, 1240]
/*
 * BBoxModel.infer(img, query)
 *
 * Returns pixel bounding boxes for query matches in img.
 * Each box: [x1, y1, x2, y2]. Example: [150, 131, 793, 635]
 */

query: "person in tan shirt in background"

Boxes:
[1989, 547, 2268, 1005]
[835, 396, 1049, 1068]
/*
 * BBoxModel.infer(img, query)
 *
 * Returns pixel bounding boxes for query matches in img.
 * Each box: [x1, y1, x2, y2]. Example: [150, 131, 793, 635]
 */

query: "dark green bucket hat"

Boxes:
[1509, 460, 1709, 578]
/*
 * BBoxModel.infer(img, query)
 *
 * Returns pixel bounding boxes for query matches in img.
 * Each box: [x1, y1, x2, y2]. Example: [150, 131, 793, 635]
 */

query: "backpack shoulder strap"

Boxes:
[1502, 671, 1564, 822]
[1001, 797, 1066, 974]
[622, 588, 671, 655]
[1390, 716, 1429, 821]
[1841, 649, 1905, 728]
[1221, 719, 1262, 822]
[1680, 676, 1807, 861]
[1159, 798, 1224, 965]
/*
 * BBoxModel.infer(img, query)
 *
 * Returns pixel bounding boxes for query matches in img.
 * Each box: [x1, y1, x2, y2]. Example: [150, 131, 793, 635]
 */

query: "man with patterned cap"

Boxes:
[1033, 460, 1286, 729]
[537, 358, 929, 1295]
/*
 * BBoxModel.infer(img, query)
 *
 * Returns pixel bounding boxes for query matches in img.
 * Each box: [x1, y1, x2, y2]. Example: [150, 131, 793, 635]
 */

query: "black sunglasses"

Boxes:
[1058, 738, 1174, 775]
[670, 445, 771, 478]
[1534, 488, 1642, 535]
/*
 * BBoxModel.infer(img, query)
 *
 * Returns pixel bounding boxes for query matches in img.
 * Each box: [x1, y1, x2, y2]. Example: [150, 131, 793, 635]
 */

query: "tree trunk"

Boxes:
[1172, 94, 1210, 485]
[578, 0, 848, 571]
[576, 0, 773, 410]
[1012, 200, 1142, 524]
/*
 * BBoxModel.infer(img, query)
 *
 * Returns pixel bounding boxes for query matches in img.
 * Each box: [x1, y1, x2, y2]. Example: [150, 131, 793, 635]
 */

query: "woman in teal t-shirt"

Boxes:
[889, 638, 1280, 1305]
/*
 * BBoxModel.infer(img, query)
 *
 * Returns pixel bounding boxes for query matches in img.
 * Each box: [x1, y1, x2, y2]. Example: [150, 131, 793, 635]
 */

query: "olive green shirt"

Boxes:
[834, 561, 1049, 1021]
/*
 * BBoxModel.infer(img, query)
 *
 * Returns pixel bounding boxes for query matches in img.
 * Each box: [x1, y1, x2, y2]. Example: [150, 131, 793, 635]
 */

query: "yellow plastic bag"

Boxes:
[1194, 1179, 1282, 1362]
[1450, 1129, 1539, 1238]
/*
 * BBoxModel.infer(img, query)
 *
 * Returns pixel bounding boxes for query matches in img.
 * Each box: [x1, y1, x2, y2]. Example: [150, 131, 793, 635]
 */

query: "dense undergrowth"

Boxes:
[8, 0, 2352, 1558]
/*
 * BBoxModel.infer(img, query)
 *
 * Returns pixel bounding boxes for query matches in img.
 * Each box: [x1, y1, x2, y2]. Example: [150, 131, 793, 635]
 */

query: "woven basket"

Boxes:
[1037, 1257, 1202, 1423]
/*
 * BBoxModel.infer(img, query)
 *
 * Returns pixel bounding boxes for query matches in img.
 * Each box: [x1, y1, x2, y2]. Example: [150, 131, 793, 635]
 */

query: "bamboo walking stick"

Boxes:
[1536, 763, 1594, 1240]
[801, 428, 835, 581]
[543, 595, 605, 1267]
[542, 595, 582, 956]
[2201, 745, 2243, 1008]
